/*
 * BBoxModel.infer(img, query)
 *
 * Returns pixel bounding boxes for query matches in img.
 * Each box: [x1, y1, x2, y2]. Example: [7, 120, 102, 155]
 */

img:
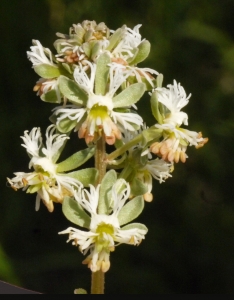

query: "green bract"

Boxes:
[98, 170, 117, 214]
[150, 91, 164, 125]
[128, 40, 151, 65]
[121, 223, 148, 232]
[62, 196, 91, 228]
[57, 147, 95, 172]
[34, 64, 61, 79]
[58, 76, 88, 105]
[95, 53, 111, 95]
[41, 90, 61, 103]
[67, 168, 98, 187]
[113, 82, 146, 108]
[118, 195, 144, 226]
[130, 177, 148, 197]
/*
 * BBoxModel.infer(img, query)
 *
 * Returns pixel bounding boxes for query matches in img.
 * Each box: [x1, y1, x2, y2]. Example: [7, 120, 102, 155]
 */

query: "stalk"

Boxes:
[91, 136, 107, 294]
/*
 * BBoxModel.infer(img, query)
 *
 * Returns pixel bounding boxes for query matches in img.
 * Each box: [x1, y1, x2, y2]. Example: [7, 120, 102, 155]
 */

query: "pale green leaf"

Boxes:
[62, 196, 90, 228]
[67, 168, 98, 187]
[121, 223, 148, 233]
[118, 196, 144, 226]
[95, 53, 111, 95]
[34, 64, 61, 78]
[58, 76, 88, 105]
[98, 170, 117, 214]
[113, 83, 146, 108]
[57, 147, 95, 172]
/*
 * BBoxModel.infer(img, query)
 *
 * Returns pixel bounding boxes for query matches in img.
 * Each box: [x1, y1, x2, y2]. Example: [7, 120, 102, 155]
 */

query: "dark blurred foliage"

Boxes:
[1, 0, 234, 294]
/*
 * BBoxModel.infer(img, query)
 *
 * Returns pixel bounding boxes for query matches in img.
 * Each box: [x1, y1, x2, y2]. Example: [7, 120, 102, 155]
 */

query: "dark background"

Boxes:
[1, 0, 234, 294]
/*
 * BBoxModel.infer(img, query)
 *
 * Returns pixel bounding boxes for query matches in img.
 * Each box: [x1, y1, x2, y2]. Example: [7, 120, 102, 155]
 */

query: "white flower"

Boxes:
[112, 25, 143, 61]
[150, 129, 208, 163]
[54, 62, 143, 145]
[27, 40, 55, 66]
[155, 80, 191, 127]
[7, 125, 82, 212]
[59, 179, 147, 273]
[151, 81, 208, 163]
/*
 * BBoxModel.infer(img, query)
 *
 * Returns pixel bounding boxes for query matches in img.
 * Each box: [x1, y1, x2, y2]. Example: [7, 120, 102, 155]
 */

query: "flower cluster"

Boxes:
[8, 20, 208, 275]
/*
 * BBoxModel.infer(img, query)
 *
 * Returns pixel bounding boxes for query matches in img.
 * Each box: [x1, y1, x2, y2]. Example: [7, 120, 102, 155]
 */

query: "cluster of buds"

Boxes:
[7, 20, 208, 273]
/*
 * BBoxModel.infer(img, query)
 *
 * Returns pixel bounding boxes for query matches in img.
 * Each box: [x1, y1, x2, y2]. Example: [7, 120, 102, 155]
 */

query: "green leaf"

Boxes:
[98, 170, 117, 214]
[57, 118, 77, 133]
[121, 223, 148, 233]
[128, 40, 151, 65]
[106, 27, 124, 51]
[62, 196, 90, 228]
[41, 89, 61, 103]
[67, 168, 98, 187]
[130, 178, 148, 197]
[113, 83, 146, 108]
[150, 91, 164, 124]
[58, 76, 88, 105]
[118, 195, 144, 226]
[95, 53, 111, 95]
[57, 147, 95, 172]
[34, 64, 61, 78]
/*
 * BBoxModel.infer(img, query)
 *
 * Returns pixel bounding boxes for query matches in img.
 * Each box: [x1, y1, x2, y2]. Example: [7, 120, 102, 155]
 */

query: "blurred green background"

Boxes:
[1, 0, 234, 294]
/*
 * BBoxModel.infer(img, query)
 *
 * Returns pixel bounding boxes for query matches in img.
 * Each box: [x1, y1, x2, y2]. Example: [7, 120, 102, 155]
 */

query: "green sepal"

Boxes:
[56, 117, 77, 133]
[34, 64, 61, 79]
[62, 196, 91, 228]
[118, 195, 144, 226]
[91, 41, 102, 61]
[58, 76, 88, 105]
[128, 40, 151, 65]
[98, 170, 117, 214]
[130, 177, 148, 197]
[26, 184, 42, 194]
[61, 63, 74, 75]
[67, 168, 98, 187]
[113, 83, 146, 108]
[142, 127, 163, 146]
[82, 42, 92, 57]
[57, 147, 95, 172]
[121, 223, 148, 233]
[150, 91, 164, 124]
[106, 27, 124, 51]
[41, 89, 61, 103]
[180, 138, 189, 147]
[95, 53, 111, 95]
[156, 73, 164, 88]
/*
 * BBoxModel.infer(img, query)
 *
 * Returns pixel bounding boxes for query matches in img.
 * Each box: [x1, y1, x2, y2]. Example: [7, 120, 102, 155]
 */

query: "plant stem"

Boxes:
[91, 136, 107, 294]
[95, 136, 107, 185]
[107, 134, 142, 162]
[91, 271, 105, 295]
